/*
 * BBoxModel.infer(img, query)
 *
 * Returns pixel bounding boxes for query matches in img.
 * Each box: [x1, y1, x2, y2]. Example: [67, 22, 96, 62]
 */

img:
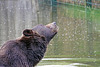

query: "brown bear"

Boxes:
[0, 22, 58, 67]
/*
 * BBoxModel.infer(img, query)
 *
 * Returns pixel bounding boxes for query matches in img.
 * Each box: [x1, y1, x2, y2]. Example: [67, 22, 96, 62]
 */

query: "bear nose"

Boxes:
[52, 22, 56, 25]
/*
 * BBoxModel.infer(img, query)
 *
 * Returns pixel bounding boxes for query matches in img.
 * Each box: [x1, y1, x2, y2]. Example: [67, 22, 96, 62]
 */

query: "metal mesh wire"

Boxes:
[0, 0, 100, 58]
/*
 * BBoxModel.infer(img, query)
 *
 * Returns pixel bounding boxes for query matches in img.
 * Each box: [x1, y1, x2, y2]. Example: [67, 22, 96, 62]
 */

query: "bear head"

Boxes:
[20, 22, 58, 44]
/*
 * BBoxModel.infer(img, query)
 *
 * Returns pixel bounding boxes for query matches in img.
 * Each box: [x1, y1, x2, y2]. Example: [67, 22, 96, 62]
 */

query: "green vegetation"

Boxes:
[46, 3, 100, 58]
[38, 1, 100, 67]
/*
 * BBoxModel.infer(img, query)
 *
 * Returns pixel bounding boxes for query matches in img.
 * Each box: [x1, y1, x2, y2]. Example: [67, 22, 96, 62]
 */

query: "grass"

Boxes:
[56, 3, 100, 23]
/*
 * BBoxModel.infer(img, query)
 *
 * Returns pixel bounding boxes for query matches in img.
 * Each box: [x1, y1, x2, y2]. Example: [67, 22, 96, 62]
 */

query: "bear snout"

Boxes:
[46, 22, 58, 32]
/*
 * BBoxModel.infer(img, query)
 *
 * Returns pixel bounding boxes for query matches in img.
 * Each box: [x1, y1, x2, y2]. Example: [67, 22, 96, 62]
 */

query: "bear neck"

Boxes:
[19, 37, 47, 66]
[26, 41, 47, 66]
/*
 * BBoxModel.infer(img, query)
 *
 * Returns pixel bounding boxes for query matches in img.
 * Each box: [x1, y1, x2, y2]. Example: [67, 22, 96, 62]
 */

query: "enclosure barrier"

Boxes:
[0, 0, 100, 58]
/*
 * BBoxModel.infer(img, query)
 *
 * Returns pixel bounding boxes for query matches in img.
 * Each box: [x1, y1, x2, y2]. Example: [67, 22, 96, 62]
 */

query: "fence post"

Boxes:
[52, 0, 59, 55]
[86, 0, 94, 57]
[86, 0, 92, 7]
[52, 0, 57, 22]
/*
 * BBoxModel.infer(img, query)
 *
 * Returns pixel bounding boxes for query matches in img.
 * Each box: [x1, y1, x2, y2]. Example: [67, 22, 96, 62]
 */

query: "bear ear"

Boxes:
[23, 29, 33, 37]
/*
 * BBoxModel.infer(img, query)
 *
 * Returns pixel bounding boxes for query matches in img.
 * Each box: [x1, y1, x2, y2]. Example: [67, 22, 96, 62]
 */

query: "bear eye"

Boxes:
[41, 36, 46, 41]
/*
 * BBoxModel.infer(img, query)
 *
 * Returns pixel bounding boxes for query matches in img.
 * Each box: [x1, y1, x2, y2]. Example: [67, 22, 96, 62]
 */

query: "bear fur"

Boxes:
[0, 22, 58, 67]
